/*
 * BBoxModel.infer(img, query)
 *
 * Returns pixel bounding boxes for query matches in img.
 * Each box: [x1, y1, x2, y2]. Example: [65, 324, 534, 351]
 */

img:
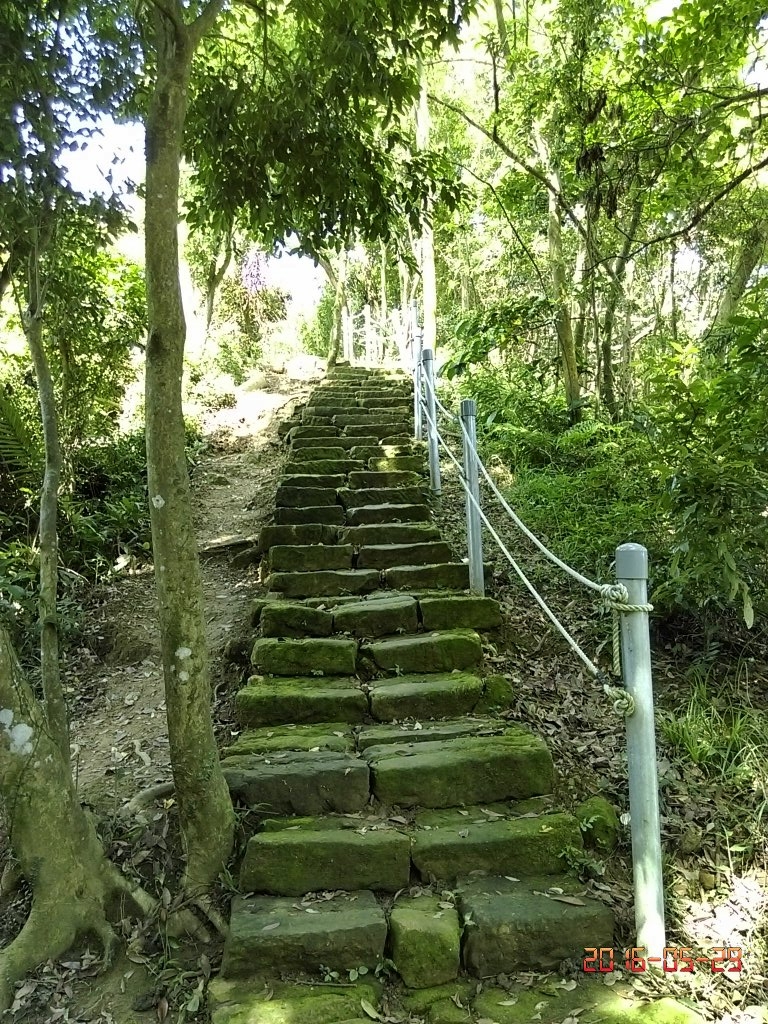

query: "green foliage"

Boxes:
[210, 278, 288, 384]
[441, 297, 555, 379]
[299, 284, 335, 360]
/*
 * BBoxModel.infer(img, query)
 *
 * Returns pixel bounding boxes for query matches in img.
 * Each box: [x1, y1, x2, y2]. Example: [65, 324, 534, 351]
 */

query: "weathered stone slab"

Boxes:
[338, 523, 440, 546]
[350, 445, 415, 462]
[472, 984, 705, 1024]
[368, 456, 424, 474]
[362, 630, 482, 674]
[287, 446, 347, 461]
[208, 979, 382, 1024]
[357, 718, 504, 750]
[411, 812, 582, 882]
[459, 875, 614, 975]
[333, 413, 406, 427]
[251, 637, 358, 676]
[343, 422, 413, 439]
[357, 542, 453, 569]
[267, 569, 381, 599]
[384, 563, 478, 591]
[418, 596, 503, 631]
[389, 895, 460, 988]
[235, 677, 367, 726]
[220, 891, 386, 977]
[348, 471, 420, 489]
[259, 523, 337, 552]
[368, 672, 484, 721]
[333, 595, 419, 638]
[273, 505, 345, 526]
[291, 435, 379, 450]
[284, 459, 363, 476]
[365, 729, 555, 808]
[346, 504, 432, 526]
[260, 602, 333, 637]
[358, 397, 412, 409]
[279, 473, 346, 489]
[222, 749, 369, 815]
[222, 723, 354, 757]
[240, 827, 410, 895]
[275, 485, 337, 508]
[338, 486, 425, 509]
[287, 425, 340, 440]
[269, 544, 354, 572]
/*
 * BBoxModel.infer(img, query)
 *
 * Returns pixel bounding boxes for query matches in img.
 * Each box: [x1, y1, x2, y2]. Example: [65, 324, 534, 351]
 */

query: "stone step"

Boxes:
[346, 503, 431, 526]
[411, 807, 583, 882]
[259, 601, 334, 637]
[332, 413, 410, 427]
[258, 523, 337, 552]
[338, 523, 440, 546]
[332, 595, 419, 637]
[368, 672, 485, 720]
[267, 568, 381, 598]
[419, 595, 502, 631]
[240, 820, 411, 895]
[286, 446, 348, 461]
[365, 728, 555, 808]
[278, 472, 346, 489]
[251, 637, 358, 676]
[275, 484, 337, 507]
[291, 435, 379, 450]
[342, 423, 412, 439]
[284, 458, 364, 476]
[208, 979, 383, 1024]
[268, 543, 354, 572]
[338, 486, 425, 509]
[287, 425, 340, 440]
[223, 749, 369, 815]
[358, 397, 411, 409]
[348, 470, 420, 489]
[356, 717, 507, 750]
[223, 723, 355, 756]
[351, 445, 417, 462]
[273, 505, 345, 526]
[362, 629, 483, 674]
[220, 891, 387, 978]
[236, 676, 367, 726]
[356, 541, 453, 569]
[369, 455, 424, 474]
[458, 875, 614, 975]
[383, 562, 492, 590]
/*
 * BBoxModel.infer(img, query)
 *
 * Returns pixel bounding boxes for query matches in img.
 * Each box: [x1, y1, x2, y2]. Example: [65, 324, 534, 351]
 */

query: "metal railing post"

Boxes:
[616, 543, 665, 962]
[422, 347, 441, 495]
[413, 326, 424, 442]
[460, 399, 484, 595]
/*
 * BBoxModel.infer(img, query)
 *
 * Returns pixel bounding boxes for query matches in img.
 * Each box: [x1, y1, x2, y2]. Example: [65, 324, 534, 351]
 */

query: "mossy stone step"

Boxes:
[358, 396, 412, 408]
[348, 470, 420, 488]
[222, 723, 354, 756]
[458, 875, 614, 975]
[362, 629, 483, 674]
[287, 446, 347, 461]
[419, 595, 502, 631]
[369, 455, 424, 474]
[273, 505, 345, 526]
[333, 413, 408, 427]
[357, 542, 452, 569]
[333, 595, 419, 637]
[275, 484, 337, 508]
[240, 823, 411, 895]
[221, 891, 386, 978]
[260, 601, 333, 637]
[268, 544, 354, 571]
[389, 893, 461, 988]
[287, 425, 340, 439]
[472, 983, 705, 1024]
[383, 562, 492, 591]
[346, 503, 431, 526]
[368, 672, 484, 720]
[351, 445, 417, 462]
[236, 676, 367, 726]
[338, 523, 440, 546]
[258, 523, 337, 552]
[284, 459, 364, 475]
[338, 486, 425, 509]
[267, 568, 381, 599]
[278, 473, 346, 489]
[251, 637, 358, 676]
[343, 422, 413, 439]
[411, 809, 582, 882]
[357, 717, 506, 750]
[290, 435, 379, 450]
[222, 749, 369, 815]
[208, 979, 382, 1024]
[365, 729, 555, 808]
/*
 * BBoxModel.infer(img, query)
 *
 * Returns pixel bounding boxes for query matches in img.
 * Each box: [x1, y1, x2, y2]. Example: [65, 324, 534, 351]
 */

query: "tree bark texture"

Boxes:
[144, 5, 234, 893]
[711, 220, 768, 332]
[24, 261, 68, 764]
[600, 201, 643, 420]
[545, 189, 581, 421]
[415, 74, 437, 353]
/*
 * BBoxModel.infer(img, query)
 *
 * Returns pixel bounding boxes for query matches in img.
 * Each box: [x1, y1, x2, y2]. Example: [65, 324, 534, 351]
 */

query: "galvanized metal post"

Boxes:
[616, 543, 666, 962]
[460, 399, 484, 595]
[413, 326, 424, 442]
[422, 347, 441, 495]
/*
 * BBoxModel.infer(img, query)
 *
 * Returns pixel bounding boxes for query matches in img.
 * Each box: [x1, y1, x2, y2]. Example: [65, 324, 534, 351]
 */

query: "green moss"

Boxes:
[576, 795, 621, 852]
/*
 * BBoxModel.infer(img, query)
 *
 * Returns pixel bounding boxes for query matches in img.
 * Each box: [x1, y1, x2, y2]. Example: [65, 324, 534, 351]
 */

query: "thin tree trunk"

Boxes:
[546, 188, 581, 421]
[711, 220, 768, 331]
[415, 73, 437, 353]
[144, 1, 233, 894]
[23, 252, 68, 764]
[494, 0, 510, 57]
[204, 230, 233, 331]
[600, 201, 643, 421]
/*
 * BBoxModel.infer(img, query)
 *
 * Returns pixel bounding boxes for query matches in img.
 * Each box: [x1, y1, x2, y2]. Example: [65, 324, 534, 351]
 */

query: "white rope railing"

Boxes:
[413, 342, 665, 962]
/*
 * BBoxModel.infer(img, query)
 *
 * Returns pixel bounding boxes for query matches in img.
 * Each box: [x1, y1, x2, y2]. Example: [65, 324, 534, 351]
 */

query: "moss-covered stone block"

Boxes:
[383, 563, 472, 591]
[576, 795, 621, 852]
[366, 728, 555, 808]
[267, 569, 381, 599]
[240, 826, 410, 895]
[347, 503, 432, 526]
[357, 542, 453, 570]
[343, 422, 412, 439]
[472, 984, 706, 1024]
[362, 630, 482, 674]
[275, 484, 338, 507]
[269, 543, 354, 572]
[338, 486, 425, 509]
[288, 445, 347, 461]
[222, 723, 354, 757]
[357, 718, 502, 750]
[369, 673, 483, 721]
[251, 637, 358, 676]
[348, 470, 421, 489]
[418, 596, 502, 631]
[287, 425, 340, 439]
[235, 676, 367, 726]
[259, 523, 337, 552]
[368, 455, 424, 474]
[476, 673, 514, 711]
[273, 505, 345, 526]
[280, 473, 347, 489]
[388, 894, 460, 988]
[209, 979, 382, 1024]
[333, 595, 418, 637]
[260, 602, 334, 637]
[284, 459, 363, 476]
[292, 435, 379, 450]
[339, 523, 439, 546]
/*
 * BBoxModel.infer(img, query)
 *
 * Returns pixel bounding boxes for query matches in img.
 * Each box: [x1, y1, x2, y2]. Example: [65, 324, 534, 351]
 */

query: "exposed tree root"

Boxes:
[118, 780, 176, 817]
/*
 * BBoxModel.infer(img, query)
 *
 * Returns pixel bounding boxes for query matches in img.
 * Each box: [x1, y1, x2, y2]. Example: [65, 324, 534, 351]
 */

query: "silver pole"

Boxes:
[422, 347, 441, 495]
[413, 326, 424, 442]
[461, 399, 484, 595]
[616, 543, 665, 962]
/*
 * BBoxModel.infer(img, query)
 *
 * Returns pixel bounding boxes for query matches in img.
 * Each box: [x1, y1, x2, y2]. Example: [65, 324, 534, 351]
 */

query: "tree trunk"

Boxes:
[204, 231, 233, 331]
[493, 0, 510, 58]
[711, 220, 768, 332]
[546, 189, 581, 421]
[600, 201, 643, 421]
[144, 4, 234, 894]
[415, 73, 437, 353]
[23, 254, 68, 764]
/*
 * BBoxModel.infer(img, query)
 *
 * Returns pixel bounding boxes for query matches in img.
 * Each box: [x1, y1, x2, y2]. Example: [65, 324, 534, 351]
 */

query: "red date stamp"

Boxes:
[583, 946, 743, 974]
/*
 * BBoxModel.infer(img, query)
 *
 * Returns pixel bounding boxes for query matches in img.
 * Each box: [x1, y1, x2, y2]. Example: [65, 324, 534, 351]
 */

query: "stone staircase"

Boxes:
[208, 366, 639, 1023]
